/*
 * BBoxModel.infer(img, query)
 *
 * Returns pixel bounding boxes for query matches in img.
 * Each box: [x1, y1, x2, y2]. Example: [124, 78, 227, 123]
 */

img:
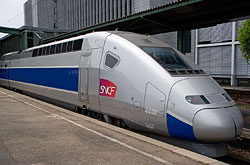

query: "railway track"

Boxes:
[218, 129, 250, 164]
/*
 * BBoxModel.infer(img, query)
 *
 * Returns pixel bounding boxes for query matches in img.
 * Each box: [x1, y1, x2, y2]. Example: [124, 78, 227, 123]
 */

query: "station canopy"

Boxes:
[43, 0, 250, 43]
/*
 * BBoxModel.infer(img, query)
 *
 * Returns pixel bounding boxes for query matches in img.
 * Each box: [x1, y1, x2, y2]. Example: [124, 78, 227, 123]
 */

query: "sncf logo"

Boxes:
[99, 79, 117, 98]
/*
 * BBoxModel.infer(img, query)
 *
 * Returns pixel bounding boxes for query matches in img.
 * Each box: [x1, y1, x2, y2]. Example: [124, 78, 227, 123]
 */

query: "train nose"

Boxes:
[193, 106, 244, 142]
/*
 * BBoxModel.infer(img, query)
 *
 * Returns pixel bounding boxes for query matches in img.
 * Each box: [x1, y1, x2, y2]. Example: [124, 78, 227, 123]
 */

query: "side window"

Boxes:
[42, 47, 46, 55]
[46, 46, 50, 55]
[38, 48, 43, 56]
[73, 39, 83, 51]
[56, 44, 62, 54]
[50, 45, 56, 54]
[33, 49, 38, 57]
[67, 41, 73, 52]
[62, 43, 67, 53]
[104, 52, 120, 70]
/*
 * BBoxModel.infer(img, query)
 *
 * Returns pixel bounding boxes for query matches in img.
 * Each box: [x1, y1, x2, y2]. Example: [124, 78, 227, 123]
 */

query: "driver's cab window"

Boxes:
[104, 52, 120, 70]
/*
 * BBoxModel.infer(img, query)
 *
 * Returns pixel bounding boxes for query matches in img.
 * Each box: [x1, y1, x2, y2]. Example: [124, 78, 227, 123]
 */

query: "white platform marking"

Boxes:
[0, 90, 173, 165]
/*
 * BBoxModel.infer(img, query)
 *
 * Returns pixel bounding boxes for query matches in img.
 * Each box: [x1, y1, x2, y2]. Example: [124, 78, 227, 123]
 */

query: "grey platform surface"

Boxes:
[0, 88, 225, 165]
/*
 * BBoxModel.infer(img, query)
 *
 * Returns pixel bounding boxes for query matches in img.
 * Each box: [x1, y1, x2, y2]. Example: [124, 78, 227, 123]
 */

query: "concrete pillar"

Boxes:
[108, 0, 114, 20]
[78, 0, 81, 29]
[99, 0, 102, 23]
[93, 0, 96, 25]
[84, 0, 87, 27]
[102, 0, 106, 22]
[127, 0, 131, 15]
[122, 0, 125, 17]
[131, 0, 135, 14]
[32, 0, 38, 27]
[68, 0, 71, 29]
[90, 0, 93, 26]
[87, 0, 89, 27]
[118, 0, 121, 18]
[73, 0, 76, 30]
[79, 0, 82, 28]
[96, 0, 99, 24]
[114, 0, 117, 19]
[106, 0, 109, 21]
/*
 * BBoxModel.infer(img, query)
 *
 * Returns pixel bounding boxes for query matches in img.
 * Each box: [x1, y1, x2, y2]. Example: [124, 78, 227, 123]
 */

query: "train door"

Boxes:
[78, 50, 92, 103]
[99, 50, 126, 118]
[142, 83, 167, 133]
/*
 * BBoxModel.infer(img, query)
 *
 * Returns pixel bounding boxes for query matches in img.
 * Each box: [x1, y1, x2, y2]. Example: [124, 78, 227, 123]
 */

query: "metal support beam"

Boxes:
[23, 31, 28, 50]
[0, 26, 21, 35]
[177, 30, 186, 54]
[195, 29, 198, 64]
[231, 22, 236, 87]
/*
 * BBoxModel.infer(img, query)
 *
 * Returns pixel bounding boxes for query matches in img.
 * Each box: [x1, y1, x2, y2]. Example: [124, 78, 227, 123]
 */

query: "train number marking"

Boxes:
[145, 108, 158, 116]
[99, 79, 117, 98]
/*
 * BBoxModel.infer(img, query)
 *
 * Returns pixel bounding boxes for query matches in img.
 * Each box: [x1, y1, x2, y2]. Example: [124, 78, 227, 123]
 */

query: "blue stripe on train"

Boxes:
[167, 113, 196, 141]
[8, 68, 79, 92]
[0, 68, 9, 79]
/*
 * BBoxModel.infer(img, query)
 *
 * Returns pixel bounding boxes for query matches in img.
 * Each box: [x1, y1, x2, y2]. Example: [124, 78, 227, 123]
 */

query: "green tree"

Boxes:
[238, 19, 250, 65]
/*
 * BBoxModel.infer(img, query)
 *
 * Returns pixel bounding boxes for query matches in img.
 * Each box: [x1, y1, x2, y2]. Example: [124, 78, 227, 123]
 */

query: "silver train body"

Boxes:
[0, 31, 244, 143]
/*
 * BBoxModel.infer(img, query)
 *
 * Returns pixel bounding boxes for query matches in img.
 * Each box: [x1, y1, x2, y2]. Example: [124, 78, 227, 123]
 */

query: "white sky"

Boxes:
[0, 0, 27, 38]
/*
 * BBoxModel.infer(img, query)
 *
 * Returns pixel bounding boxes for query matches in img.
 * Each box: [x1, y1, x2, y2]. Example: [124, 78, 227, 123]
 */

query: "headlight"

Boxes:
[185, 95, 210, 105]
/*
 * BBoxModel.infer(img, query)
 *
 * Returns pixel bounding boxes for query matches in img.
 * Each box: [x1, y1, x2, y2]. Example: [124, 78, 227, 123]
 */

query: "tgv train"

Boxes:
[0, 31, 244, 143]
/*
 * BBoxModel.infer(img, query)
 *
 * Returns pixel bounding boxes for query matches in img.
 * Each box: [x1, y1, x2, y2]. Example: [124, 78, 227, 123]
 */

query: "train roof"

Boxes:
[1, 31, 172, 60]
[109, 31, 170, 48]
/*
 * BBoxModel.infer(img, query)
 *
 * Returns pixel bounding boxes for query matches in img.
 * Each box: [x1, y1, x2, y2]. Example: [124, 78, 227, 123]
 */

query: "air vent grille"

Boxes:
[168, 69, 206, 76]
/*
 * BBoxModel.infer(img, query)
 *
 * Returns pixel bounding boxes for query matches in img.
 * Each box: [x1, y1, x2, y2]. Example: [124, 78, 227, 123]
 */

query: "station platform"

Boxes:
[0, 88, 224, 165]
